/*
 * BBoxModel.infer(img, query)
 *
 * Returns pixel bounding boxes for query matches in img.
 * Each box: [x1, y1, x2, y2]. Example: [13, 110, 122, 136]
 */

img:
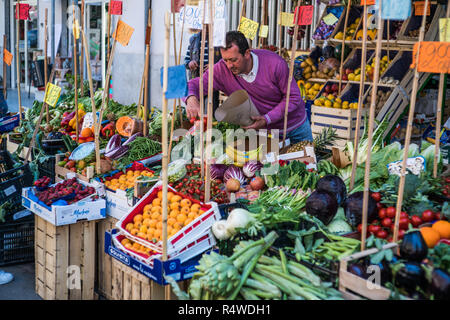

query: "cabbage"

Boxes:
[344, 191, 378, 227]
[305, 190, 338, 225]
[327, 219, 353, 235]
[242, 161, 263, 178]
[420, 145, 440, 175]
[211, 164, 228, 180]
[408, 143, 420, 158]
[316, 175, 347, 206]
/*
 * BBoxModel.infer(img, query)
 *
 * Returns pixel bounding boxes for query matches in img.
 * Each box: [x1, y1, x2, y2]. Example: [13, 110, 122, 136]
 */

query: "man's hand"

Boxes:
[243, 116, 267, 130]
[186, 96, 201, 119]
[188, 61, 199, 71]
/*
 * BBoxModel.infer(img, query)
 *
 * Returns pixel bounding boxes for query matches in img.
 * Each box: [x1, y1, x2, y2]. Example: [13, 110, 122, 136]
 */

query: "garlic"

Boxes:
[212, 220, 232, 240]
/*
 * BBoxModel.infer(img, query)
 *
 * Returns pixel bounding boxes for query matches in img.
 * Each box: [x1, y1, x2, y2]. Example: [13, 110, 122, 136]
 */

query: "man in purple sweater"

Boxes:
[184, 31, 312, 144]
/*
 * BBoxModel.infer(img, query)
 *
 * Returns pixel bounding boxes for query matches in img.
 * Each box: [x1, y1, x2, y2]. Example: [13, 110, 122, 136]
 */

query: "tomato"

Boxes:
[376, 202, 384, 210]
[445, 177, 450, 184]
[398, 229, 406, 240]
[376, 229, 388, 239]
[411, 215, 423, 228]
[371, 192, 382, 202]
[387, 237, 393, 243]
[378, 208, 387, 219]
[421, 209, 434, 222]
[400, 211, 408, 219]
[399, 217, 409, 230]
[369, 225, 381, 234]
[381, 218, 393, 228]
[386, 207, 396, 219]
[443, 189, 449, 196]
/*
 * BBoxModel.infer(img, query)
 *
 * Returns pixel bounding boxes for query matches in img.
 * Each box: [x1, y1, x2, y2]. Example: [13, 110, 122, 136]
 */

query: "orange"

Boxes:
[124, 243, 133, 250]
[121, 238, 131, 246]
[148, 219, 157, 228]
[152, 198, 161, 207]
[180, 206, 190, 215]
[177, 214, 187, 224]
[144, 204, 152, 212]
[132, 242, 141, 250]
[147, 228, 155, 236]
[167, 225, 173, 235]
[420, 227, 441, 248]
[169, 229, 177, 237]
[156, 221, 163, 229]
[130, 228, 139, 236]
[137, 232, 147, 239]
[158, 191, 163, 199]
[168, 217, 177, 226]
[432, 220, 450, 239]
[80, 127, 93, 138]
[125, 223, 134, 232]
[151, 211, 160, 220]
[167, 192, 175, 201]
[198, 209, 206, 215]
[170, 210, 180, 218]
[133, 214, 144, 224]
[142, 212, 151, 220]
[151, 206, 162, 213]
[170, 202, 180, 211]
[171, 195, 182, 203]
[190, 204, 201, 212]
[184, 218, 193, 226]
[188, 212, 196, 219]
[154, 229, 162, 239]
[140, 225, 148, 234]
[134, 222, 142, 229]
[143, 218, 151, 227]
[180, 199, 192, 207]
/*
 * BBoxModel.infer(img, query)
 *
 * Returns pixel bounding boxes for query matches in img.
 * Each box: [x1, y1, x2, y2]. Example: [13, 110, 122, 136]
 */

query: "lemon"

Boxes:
[348, 73, 355, 81]
[305, 82, 312, 89]
[335, 98, 342, 103]
[333, 102, 341, 109]
[314, 99, 322, 106]
[324, 100, 332, 108]
[382, 55, 388, 62]
[327, 94, 335, 100]
[313, 83, 321, 90]
[354, 74, 361, 82]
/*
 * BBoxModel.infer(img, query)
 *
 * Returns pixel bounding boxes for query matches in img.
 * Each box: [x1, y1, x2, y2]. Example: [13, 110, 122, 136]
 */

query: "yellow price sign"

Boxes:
[238, 17, 259, 40]
[44, 83, 62, 107]
[278, 12, 295, 27]
[439, 18, 450, 42]
[259, 25, 269, 38]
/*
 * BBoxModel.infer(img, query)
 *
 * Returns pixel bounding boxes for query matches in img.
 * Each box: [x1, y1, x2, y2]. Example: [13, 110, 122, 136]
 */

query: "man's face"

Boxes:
[220, 44, 250, 75]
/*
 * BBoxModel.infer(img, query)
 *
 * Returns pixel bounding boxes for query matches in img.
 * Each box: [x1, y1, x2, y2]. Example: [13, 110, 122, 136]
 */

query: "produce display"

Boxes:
[35, 177, 97, 206]
[104, 169, 155, 191]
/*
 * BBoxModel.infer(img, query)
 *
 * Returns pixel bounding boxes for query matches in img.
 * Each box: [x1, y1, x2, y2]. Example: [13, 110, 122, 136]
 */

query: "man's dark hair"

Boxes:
[224, 31, 249, 55]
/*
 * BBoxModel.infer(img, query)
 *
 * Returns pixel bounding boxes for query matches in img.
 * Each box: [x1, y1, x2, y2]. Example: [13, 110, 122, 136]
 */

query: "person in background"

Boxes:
[184, 31, 312, 144]
[184, 29, 222, 115]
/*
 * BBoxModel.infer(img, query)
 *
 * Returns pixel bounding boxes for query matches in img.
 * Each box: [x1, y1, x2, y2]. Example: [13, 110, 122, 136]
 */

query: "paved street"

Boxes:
[0, 263, 41, 300]
[3, 88, 37, 114]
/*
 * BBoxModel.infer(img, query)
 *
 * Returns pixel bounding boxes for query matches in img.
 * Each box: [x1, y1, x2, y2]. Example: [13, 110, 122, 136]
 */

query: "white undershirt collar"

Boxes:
[238, 52, 258, 83]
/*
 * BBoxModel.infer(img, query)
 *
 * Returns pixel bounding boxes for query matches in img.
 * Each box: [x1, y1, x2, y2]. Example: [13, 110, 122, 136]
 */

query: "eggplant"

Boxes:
[344, 191, 378, 228]
[392, 262, 426, 296]
[399, 230, 428, 262]
[105, 145, 129, 159]
[431, 268, 450, 300]
[123, 132, 142, 146]
[105, 134, 122, 154]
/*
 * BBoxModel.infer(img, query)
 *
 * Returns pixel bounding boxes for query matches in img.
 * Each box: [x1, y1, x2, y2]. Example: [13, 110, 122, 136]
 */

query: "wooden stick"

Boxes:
[143, 9, 152, 136]
[338, 0, 351, 95]
[282, 6, 300, 149]
[168, 0, 179, 163]
[162, 11, 170, 301]
[73, 6, 79, 143]
[361, 0, 384, 252]
[278, 1, 282, 56]
[205, 0, 215, 203]
[258, 0, 266, 49]
[392, 0, 430, 244]
[81, 28, 101, 175]
[44, 8, 48, 100]
[107, 0, 112, 64]
[16, 0, 22, 121]
[80, 0, 85, 97]
[199, 0, 207, 179]
[433, 5, 450, 178]
[349, 3, 368, 192]
[2, 35, 6, 100]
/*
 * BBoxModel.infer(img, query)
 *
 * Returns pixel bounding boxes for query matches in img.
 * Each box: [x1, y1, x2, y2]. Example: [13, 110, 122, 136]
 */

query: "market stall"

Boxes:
[0, 0, 448, 302]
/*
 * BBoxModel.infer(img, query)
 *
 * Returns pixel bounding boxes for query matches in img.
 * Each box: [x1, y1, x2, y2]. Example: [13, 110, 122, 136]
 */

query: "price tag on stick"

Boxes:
[439, 18, 450, 42]
[113, 20, 135, 46]
[361, 0, 376, 4]
[414, 1, 431, 16]
[411, 42, 450, 74]
[295, 5, 314, 26]
[278, 12, 295, 27]
[44, 83, 62, 107]
[323, 13, 338, 26]
[380, 0, 412, 21]
[15, 3, 30, 20]
[3, 49, 12, 66]
[259, 25, 269, 38]
[238, 17, 259, 40]
[110, 1, 123, 15]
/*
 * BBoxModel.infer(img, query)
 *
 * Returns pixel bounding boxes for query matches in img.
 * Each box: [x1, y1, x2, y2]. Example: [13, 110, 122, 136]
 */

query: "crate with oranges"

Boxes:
[117, 182, 221, 254]
[103, 169, 155, 192]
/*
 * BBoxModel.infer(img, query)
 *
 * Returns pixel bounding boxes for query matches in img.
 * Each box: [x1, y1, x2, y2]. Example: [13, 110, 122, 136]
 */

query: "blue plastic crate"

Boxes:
[0, 114, 22, 133]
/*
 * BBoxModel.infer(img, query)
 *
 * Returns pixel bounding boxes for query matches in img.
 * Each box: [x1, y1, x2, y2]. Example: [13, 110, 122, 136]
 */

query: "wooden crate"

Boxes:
[35, 215, 98, 300]
[329, 5, 364, 41]
[6, 134, 29, 161]
[311, 104, 368, 141]
[96, 216, 118, 300]
[54, 154, 94, 183]
[110, 259, 189, 300]
[339, 243, 398, 300]
[397, 4, 444, 42]
[312, 5, 347, 44]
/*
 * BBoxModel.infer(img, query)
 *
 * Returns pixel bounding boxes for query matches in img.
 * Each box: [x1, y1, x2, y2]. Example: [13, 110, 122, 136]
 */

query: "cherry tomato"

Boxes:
[378, 208, 387, 219]
[376, 202, 384, 211]
[410, 215, 423, 228]
[387, 236, 394, 243]
[421, 209, 434, 222]
[369, 225, 381, 234]
[400, 211, 408, 219]
[371, 192, 382, 202]
[397, 229, 406, 240]
[386, 207, 396, 219]
[381, 217, 393, 228]
[399, 217, 409, 230]
[376, 230, 388, 239]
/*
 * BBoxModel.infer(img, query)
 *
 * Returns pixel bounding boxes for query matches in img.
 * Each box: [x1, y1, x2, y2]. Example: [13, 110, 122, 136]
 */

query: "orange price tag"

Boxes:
[360, 0, 375, 5]
[113, 20, 135, 46]
[411, 42, 450, 74]
[414, 1, 430, 16]
[3, 49, 12, 66]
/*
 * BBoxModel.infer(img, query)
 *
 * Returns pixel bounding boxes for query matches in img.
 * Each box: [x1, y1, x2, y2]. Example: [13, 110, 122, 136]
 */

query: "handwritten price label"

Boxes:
[295, 5, 313, 26]
[278, 12, 295, 27]
[411, 42, 450, 74]
[414, 1, 430, 16]
[44, 83, 62, 107]
[3, 49, 12, 66]
[259, 25, 269, 38]
[110, 1, 123, 15]
[113, 20, 134, 46]
[323, 13, 338, 26]
[15, 3, 30, 20]
[238, 17, 259, 40]
[439, 18, 450, 42]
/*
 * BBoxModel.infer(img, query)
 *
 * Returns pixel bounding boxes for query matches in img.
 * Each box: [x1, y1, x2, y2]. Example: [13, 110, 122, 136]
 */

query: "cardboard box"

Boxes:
[22, 180, 106, 226]
[105, 188, 136, 220]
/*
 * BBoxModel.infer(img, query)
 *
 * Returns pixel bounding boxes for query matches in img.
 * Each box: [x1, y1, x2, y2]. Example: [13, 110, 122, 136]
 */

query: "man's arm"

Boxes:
[263, 60, 304, 126]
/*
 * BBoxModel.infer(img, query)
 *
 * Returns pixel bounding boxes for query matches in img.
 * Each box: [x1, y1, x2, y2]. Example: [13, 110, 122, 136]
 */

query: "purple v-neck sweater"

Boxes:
[184, 49, 307, 134]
